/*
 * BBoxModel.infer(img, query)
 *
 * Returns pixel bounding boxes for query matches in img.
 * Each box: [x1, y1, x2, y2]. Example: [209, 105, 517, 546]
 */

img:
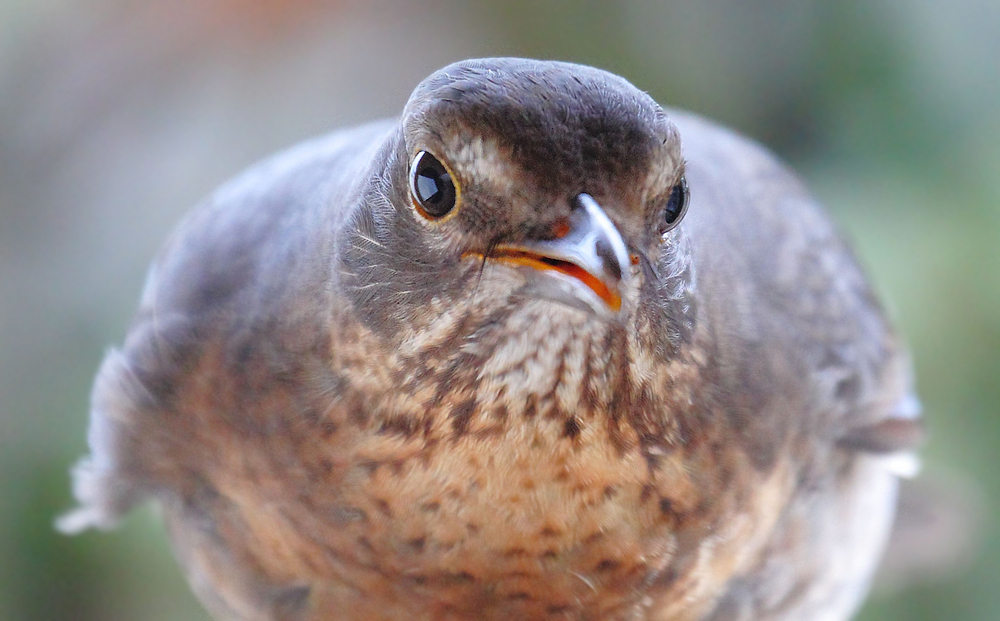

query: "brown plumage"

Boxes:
[61, 58, 922, 621]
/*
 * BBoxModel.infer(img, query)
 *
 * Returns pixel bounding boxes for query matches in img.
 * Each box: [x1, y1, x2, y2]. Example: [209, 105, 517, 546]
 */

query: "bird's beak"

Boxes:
[485, 193, 631, 312]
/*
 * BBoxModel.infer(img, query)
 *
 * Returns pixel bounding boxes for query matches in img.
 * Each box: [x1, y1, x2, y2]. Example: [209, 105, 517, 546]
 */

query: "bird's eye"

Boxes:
[409, 151, 457, 219]
[662, 176, 689, 233]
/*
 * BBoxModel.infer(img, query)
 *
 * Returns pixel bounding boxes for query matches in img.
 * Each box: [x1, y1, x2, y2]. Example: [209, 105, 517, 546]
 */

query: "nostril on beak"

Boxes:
[595, 238, 623, 282]
[572, 193, 631, 287]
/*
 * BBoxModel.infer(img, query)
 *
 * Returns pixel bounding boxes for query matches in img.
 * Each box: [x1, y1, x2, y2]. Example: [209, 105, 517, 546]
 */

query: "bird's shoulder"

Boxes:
[140, 119, 394, 320]
[671, 110, 922, 456]
[60, 120, 396, 532]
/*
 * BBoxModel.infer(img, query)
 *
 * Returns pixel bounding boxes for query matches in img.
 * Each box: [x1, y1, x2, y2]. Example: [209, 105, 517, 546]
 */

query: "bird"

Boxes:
[60, 58, 923, 621]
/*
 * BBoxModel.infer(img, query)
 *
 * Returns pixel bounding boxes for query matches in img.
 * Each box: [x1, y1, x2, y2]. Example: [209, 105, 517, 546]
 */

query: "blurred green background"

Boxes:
[1, 0, 996, 619]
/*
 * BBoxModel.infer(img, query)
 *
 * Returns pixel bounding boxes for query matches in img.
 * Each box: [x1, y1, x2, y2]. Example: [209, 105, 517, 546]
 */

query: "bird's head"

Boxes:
[340, 58, 694, 357]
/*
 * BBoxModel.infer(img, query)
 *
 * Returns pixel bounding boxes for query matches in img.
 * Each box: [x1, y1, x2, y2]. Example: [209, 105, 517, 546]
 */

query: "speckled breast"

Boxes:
[287, 301, 731, 620]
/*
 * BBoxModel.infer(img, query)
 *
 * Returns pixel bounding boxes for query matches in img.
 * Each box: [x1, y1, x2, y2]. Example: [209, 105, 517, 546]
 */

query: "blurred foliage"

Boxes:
[1, 0, 996, 619]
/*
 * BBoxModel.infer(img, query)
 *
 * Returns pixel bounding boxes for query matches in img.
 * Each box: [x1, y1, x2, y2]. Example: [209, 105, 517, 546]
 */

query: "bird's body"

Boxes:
[63, 59, 921, 621]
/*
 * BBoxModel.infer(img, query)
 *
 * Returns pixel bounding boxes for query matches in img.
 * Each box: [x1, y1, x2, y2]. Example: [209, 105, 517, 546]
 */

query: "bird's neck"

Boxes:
[331, 276, 699, 462]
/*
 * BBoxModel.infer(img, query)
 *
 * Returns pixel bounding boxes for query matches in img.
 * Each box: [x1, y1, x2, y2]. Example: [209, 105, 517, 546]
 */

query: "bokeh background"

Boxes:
[1, 1, 997, 619]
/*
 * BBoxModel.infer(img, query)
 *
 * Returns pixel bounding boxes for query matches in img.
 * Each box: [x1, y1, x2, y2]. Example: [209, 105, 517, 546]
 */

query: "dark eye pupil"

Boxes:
[665, 185, 683, 223]
[410, 151, 456, 218]
[664, 176, 689, 229]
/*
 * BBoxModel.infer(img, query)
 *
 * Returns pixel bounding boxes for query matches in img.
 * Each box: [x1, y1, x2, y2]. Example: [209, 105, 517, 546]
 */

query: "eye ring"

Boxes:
[661, 175, 690, 234]
[409, 151, 460, 220]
